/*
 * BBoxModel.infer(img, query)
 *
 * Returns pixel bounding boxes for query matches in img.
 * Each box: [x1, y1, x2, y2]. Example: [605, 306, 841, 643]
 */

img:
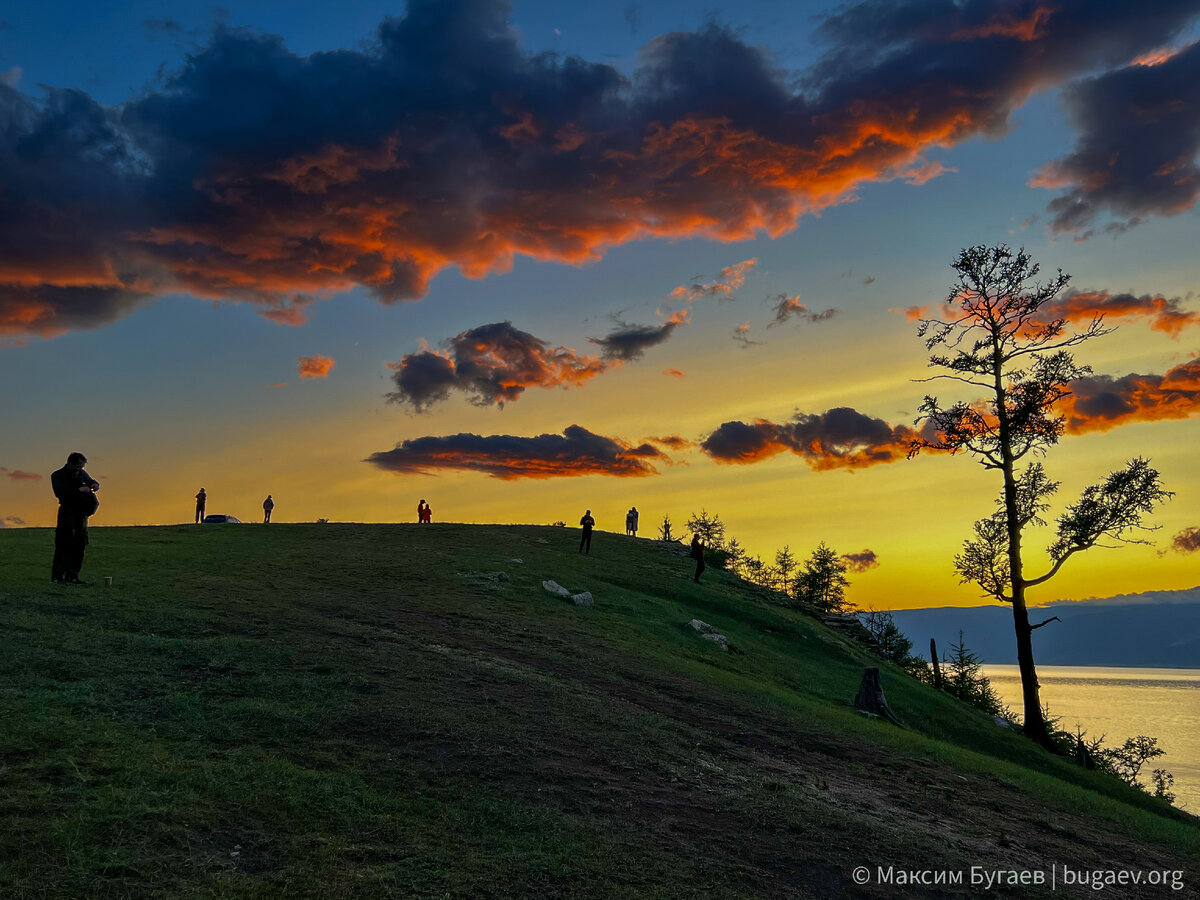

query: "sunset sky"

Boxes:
[2, 0, 1198, 610]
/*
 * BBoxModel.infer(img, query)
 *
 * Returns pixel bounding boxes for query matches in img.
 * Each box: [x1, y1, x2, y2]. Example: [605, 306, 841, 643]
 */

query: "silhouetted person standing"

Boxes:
[628, 506, 639, 537]
[423, 502, 432, 524]
[51, 452, 99, 584]
[195, 488, 206, 524]
[263, 495, 274, 523]
[579, 509, 595, 554]
[689, 534, 705, 583]
[417, 499, 427, 523]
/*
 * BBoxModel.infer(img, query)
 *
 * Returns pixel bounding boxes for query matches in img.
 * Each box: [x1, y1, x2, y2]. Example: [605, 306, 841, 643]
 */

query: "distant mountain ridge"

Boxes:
[888, 587, 1200, 668]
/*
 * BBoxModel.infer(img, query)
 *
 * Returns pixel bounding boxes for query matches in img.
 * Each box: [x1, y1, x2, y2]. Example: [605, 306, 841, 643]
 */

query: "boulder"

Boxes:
[571, 592, 594, 607]
[542, 580, 570, 597]
[689, 618, 729, 651]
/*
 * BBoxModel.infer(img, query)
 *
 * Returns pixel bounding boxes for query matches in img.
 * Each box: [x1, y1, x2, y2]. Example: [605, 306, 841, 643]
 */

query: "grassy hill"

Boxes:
[1, 523, 1196, 898]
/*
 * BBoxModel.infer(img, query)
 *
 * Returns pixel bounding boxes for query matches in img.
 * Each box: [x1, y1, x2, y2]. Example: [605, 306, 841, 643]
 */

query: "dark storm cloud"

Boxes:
[365, 423, 667, 479]
[387, 321, 611, 411]
[700, 407, 925, 471]
[1035, 41, 1200, 237]
[0, 515, 25, 528]
[4, 0, 1200, 338]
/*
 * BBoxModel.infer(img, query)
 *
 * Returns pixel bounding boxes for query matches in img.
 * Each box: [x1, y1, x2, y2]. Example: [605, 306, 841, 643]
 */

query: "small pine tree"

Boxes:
[741, 554, 767, 586]
[686, 509, 726, 548]
[723, 538, 748, 576]
[941, 630, 1003, 716]
[658, 514, 675, 542]
[861, 609, 914, 662]
[793, 543, 851, 612]
[772, 545, 798, 597]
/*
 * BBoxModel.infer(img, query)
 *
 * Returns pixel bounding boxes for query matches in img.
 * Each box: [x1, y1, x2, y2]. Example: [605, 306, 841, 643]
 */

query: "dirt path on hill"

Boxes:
[369, 605, 1200, 899]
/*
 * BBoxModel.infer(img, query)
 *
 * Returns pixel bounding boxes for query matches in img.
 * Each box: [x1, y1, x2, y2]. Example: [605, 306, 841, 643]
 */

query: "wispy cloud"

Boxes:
[2, 467, 42, 481]
[669, 259, 758, 304]
[590, 309, 689, 361]
[767, 294, 838, 328]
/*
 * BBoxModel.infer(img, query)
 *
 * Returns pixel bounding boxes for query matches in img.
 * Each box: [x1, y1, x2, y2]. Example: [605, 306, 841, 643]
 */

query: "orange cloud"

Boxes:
[701, 409, 922, 471]
[297, 355, 336, 378]
[950, 6, 1054, 42]
[670, 259, 758, 303]
[662, 368, 685, 378]
[1039, 290, 1200, 337]
[890, 304, 930, 322]
[1061, 356, 1200, 434]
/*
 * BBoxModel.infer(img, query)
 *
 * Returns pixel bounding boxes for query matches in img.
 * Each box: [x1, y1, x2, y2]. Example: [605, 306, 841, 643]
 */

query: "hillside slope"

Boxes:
[0, 523, 1197, 898]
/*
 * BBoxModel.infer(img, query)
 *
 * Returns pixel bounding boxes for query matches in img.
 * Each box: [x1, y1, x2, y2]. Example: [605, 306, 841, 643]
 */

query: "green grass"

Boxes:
[1, 523, 1196, 898]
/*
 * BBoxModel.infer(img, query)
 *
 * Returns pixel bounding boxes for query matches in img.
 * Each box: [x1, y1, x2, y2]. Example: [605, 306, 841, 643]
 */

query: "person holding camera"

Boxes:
[51, 451, 100, 585]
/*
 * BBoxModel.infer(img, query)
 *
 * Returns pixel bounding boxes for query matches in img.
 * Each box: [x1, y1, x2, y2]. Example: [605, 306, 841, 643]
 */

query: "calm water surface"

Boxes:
[982, 666, 1200, 813]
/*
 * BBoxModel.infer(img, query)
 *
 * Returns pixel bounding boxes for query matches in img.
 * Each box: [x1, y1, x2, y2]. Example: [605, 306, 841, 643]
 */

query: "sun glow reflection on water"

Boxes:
[983, 666, 1200, 813]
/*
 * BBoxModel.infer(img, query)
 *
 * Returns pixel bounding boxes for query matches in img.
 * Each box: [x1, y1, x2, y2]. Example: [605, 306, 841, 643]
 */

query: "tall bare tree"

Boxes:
[910, 245, 1171, 747]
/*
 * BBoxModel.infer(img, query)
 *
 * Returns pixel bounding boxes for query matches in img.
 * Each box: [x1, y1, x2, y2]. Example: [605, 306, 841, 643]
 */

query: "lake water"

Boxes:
[982, 666, 1200, 813]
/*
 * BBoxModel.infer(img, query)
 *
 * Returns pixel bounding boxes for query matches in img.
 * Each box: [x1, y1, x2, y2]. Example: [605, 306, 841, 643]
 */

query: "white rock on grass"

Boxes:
[571, 592, 594, 607]
[689, 618, 729, 651]
[542, 580, 570, 597]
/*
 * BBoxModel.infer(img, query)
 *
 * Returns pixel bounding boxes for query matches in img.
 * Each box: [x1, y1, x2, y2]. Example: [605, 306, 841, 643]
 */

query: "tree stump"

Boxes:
[853, 667, 902, 725]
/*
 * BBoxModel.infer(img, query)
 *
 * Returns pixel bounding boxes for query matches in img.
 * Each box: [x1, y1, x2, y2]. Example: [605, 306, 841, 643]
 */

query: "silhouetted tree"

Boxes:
[658, 514, 676, 542]
[860, 609, 914, 662]
[741, 554, 768, 587]
[723, 538, 748, 576]
[911, 245, 1172, 746]
[772, 544, 798, 596]
[686, 509, 726, 547]
[941, 631, 1003, 717]
[793, 543, 850, 612]
[1080, 732, 1177, 804]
